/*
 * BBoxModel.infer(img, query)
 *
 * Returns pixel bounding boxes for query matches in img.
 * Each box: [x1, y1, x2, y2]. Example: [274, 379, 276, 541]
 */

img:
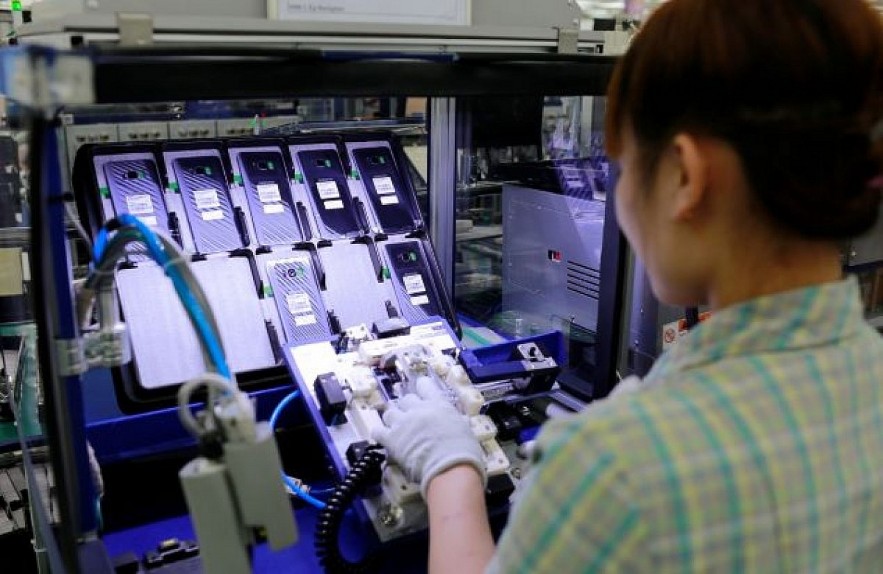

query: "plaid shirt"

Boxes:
[489, 277, 883, 573]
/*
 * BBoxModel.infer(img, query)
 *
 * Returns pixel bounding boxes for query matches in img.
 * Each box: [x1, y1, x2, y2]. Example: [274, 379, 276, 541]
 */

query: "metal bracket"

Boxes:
[602, 30, 633, 56]
[54, 338, 86, 377]
[116, 12, 154, 47]
[556, 28, 580, 55]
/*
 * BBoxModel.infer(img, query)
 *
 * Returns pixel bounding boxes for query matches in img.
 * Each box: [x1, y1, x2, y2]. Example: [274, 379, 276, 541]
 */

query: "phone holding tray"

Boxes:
[237, 150, 302, 246]
[172, 155, 243, 253]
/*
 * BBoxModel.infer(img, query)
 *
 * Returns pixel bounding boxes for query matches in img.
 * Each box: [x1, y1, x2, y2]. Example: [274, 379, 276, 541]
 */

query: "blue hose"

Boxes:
[93, 226, 109, 262]
[284, 475, 327, 510]
[270, 389, 302, 430]
[108, 216, 231, 380]
[270, 390, 327, 509]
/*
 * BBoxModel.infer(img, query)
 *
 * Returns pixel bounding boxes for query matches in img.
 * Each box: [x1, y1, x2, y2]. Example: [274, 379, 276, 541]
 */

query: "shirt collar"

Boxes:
[647, 276, 866, 380]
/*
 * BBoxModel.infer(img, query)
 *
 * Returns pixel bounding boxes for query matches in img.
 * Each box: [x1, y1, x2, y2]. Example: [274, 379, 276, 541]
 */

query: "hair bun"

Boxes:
[735, 123, 882, 239]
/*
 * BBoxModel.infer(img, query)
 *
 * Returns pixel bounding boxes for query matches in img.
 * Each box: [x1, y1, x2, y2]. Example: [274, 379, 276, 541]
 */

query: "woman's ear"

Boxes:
[669, 133, 710, 222]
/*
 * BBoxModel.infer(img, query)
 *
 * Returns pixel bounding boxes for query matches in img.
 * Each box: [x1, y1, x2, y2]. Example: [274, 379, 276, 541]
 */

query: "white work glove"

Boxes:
[372, 376, 486, 499]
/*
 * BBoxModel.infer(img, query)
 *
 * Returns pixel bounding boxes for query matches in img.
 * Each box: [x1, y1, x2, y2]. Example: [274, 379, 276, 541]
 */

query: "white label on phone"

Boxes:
[294, 314, 318, 326]
[410, 295, 430, 306]
[286, 292, 313, 315]
[316, 180, 340, 200]
[324, 200, 344, 210]
[264, 204, 285, 214]
[257, 183, 282, 203]
[373, 176, 396, 195]
[194, 188, 221, 209]
[403, 273, 426, 295]
[202, 209, 224, 221]
[287, 292, 317, 326]
[138, 215, 158, 227]
[380, 195, 400, 205]
[126, 194, 154, 215]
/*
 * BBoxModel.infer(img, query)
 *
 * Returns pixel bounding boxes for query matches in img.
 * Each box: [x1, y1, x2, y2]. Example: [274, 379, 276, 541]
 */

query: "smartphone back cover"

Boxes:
[237, 150, 302, 246]
[265, 256, 331, 344]
[173, 155, 243, 253]
[351, 146, 417, 234]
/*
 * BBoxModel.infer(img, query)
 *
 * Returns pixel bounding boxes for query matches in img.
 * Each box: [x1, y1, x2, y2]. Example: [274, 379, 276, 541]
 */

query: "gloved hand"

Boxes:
[372, 376, 486, 499]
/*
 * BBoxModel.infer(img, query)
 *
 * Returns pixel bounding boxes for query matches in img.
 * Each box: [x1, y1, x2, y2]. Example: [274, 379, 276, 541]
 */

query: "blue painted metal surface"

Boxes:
[42, 120, 99, 535]
[459, 330, 566, 374]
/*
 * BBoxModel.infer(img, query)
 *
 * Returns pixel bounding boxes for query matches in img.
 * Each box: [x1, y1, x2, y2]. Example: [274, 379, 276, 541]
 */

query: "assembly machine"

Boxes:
[22, 0, 875, 569]
[2, 2, 882, 572]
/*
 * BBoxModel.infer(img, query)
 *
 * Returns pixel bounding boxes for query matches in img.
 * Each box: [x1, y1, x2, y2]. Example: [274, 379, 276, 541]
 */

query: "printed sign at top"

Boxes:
[273, 0, 469, 26]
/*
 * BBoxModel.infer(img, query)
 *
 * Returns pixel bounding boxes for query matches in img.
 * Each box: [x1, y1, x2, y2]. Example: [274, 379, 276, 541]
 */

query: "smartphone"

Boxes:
[265, 257, 331, 344]
[103, 157, 169, 260]
[104, 157, 169, 230]
[385, 241, 442, 318]
[172, 155, 243, 253]
[237, 150, 302, 246]
[297, 148, 361, 238]
[351, 147, 417, 234]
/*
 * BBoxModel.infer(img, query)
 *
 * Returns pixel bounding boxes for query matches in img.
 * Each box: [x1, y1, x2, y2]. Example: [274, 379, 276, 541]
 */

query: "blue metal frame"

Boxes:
[41, 120, 99, 536]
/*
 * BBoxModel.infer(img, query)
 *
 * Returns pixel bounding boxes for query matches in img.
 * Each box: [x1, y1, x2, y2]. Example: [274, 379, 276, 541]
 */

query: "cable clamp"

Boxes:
[54, 338, 86, 376]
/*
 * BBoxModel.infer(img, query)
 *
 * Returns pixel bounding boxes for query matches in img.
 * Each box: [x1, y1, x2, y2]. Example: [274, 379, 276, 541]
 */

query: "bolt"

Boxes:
[378, 504, 402, 527]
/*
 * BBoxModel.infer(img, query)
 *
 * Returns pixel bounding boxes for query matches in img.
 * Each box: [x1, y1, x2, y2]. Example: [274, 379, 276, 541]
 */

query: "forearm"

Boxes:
[426, 465, 495, 574]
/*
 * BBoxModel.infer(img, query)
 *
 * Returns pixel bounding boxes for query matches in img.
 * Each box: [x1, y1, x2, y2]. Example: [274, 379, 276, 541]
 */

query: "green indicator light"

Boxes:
[382, 267, 391, 280]
[295, 173, 304, 183]
[351, 170, 360, 180]
[379, 156, 386, 165]
[168, 182, 179, 192]
[99, 186, 110, 198]
[205, 167, 212, 175]
[297, 264, 306, 277]
[234, 174, 243, 185]
[268, 161, 275, 169]
[323, 159, 331, 168]
[139, 170, 147, 179]
[11, 1, 22, 11]
[263, 285, 273, 297]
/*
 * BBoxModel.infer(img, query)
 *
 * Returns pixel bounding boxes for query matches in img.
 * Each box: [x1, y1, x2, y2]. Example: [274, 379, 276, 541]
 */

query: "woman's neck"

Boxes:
[707, 239, 843, 311]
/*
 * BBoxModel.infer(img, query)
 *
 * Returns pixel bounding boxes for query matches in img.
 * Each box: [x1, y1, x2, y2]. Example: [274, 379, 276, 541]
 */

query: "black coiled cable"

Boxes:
[315, 449, 386, 574]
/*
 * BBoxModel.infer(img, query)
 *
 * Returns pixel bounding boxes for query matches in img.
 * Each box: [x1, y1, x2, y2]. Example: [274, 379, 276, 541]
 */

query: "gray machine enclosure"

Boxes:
[502, 184, 606, 334]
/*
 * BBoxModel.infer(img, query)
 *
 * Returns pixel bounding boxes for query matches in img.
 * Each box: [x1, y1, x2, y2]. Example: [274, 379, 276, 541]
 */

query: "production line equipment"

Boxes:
[72, 132, 573, 573]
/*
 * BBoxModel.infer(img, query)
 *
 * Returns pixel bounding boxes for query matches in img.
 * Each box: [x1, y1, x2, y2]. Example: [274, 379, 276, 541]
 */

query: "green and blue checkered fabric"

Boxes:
[490, 277, 883, 573]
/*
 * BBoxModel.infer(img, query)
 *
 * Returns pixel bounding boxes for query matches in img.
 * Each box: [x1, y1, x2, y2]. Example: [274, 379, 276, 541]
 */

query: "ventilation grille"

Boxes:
[566, 260, 601, 300]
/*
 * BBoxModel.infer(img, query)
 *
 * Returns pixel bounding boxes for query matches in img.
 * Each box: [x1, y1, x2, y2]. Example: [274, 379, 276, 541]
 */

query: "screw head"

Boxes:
[378, 504, 403, 527]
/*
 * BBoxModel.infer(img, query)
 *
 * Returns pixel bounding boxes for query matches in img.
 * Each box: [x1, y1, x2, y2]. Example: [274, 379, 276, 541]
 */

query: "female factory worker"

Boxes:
[373, 0, 883, 571]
